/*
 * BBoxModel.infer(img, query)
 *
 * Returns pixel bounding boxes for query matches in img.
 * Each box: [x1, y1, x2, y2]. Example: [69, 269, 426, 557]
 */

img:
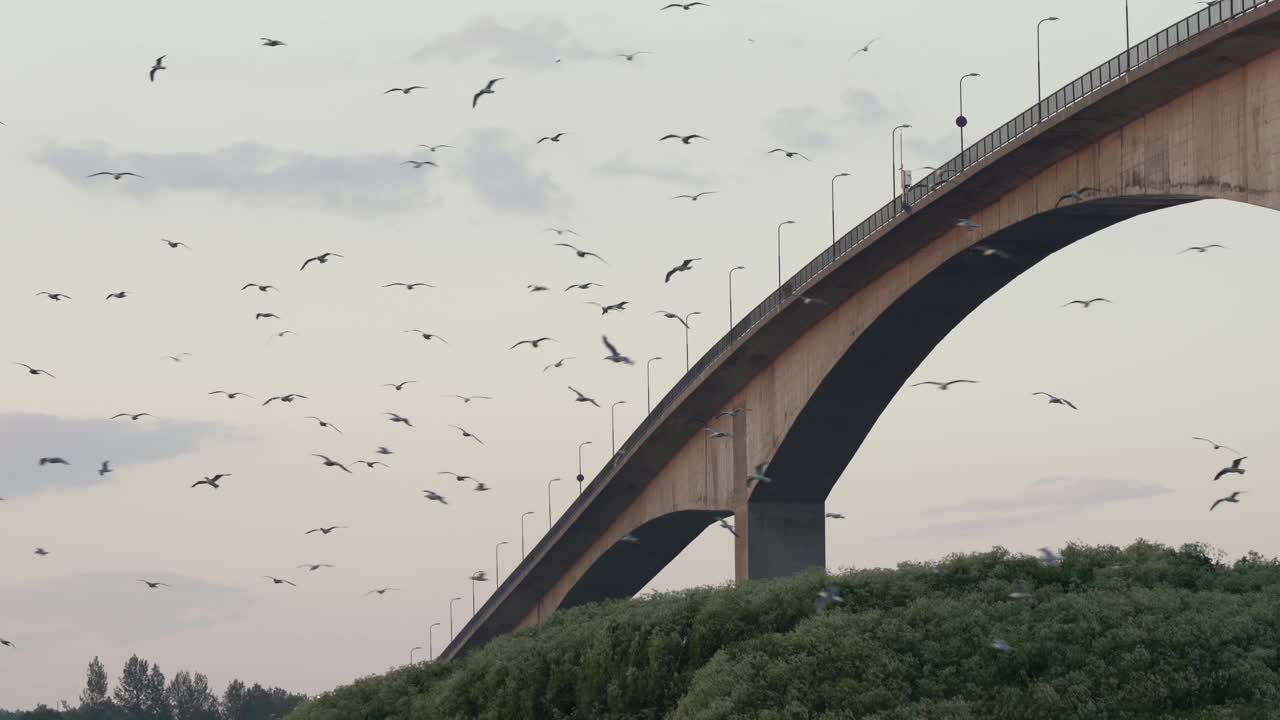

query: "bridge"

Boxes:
[442, 0, 1280, 660]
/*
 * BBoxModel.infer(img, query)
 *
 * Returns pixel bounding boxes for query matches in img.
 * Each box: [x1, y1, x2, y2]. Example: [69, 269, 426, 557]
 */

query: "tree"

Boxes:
[166, 671, 218, 720]
[143, 664, 171, 720]
[79, 656, 110, 708]
[220, 680, 245, 720]
[222, 680, 305, 720]
[113, 655, 150, 715]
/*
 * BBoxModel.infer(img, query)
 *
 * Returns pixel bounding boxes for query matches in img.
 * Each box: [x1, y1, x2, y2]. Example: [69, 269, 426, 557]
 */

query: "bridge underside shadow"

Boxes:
[558, 509, 731, 610]
[755, 196, 1201, 503]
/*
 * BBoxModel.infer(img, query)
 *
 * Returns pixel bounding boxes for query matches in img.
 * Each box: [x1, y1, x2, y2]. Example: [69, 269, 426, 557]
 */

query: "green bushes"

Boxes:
[289, 542, 1280, 720]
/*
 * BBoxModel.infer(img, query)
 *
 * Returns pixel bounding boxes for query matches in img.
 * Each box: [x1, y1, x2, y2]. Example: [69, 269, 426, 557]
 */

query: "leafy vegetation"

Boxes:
[0, 653, 305, 720]
[297, 542, 1280, 718]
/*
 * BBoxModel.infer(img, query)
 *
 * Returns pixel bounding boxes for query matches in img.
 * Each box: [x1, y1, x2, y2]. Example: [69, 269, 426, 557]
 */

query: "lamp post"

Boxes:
[646, 356, 662, 413]
[610, 401, 627, 456]
[520, 511, 534, 558]
[546, 478, 561, 529]
[495, 541, 508, 586]
[830, 173, 849, 248]
[958, 73, 979, 155]
[1037, 17, 1060, 103]
[728, 266, 745, 330]
[449, 596, 461, 639]
[682, 312, 700, 369]
[1124, 0, 1130, 59]
[891, 124, 911, 201]
[410, 646, 423, 665]
[469, 571, 488, 616]
[577, 441, 592, 494]
[776, 220, 796, 288]
[428, 623, 441, 661]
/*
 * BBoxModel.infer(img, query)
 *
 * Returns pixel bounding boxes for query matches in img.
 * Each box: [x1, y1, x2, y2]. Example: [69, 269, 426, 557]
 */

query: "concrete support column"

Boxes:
[740, 501, 826, 580]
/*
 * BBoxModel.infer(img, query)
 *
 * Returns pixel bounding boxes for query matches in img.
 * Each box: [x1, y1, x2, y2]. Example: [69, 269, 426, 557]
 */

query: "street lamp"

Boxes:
[520, 511, 535, 558]
[776, 220, 796, 288]
[428, 623, 441, 661]
[1124, 1, 1130, 60]
[1037, 17, 1060, 103]
[469, 570, 488, 616]
[728, 266, 745, 330]
[646, 356, 663, 412]
[449, 596, 462, 640]
[546, 478, 561, 529]
[610, 401, 627, 456]
[577, 441, 592, 494]
[495, 541, 508, 586]
[682, 312, 700, 369]
[891, 124, 911, 201]
[958, 73, 980, 155]
[830, 174, 849, 248]
[410, 646, 423, 665]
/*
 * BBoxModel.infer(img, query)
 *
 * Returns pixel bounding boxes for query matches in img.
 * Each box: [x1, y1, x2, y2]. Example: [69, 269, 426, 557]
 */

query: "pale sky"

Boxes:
[4, 0, 1279, 708]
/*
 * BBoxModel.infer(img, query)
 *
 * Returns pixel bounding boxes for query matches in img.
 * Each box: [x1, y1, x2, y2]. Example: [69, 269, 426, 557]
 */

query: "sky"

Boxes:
[3, 0, 1279, 709]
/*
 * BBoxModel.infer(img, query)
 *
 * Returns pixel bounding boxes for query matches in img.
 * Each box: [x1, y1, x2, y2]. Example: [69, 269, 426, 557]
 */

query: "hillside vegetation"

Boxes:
[288, 542, 1280, 719]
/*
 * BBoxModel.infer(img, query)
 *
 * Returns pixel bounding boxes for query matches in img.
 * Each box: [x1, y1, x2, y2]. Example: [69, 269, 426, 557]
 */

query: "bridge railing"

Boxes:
[456, 0, 1271, 651]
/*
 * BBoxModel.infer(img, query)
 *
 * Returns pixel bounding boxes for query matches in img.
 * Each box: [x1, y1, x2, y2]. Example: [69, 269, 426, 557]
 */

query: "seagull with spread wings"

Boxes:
[299, 252, 343, 271]
[312, 455, 352, 473]
[665, 258, 701, 283]
[553, 243, 607, 262]
[911, 380, 978, 391]
[472, 77, 504, 107]
[602, 335, 635, 365]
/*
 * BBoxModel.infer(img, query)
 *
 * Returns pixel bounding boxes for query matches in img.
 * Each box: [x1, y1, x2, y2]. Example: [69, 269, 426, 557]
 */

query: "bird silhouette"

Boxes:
[537, 133, 567, 144]
[527, 284, 550, 292]
[402, 160, 438, 169]
[138, 580, 169, 589]
[105, 291, 130, 300]
[417, 144, 454, 152]
[306, 526, 347, 535]
[815, 585, 844, 613]
[260, 38, 286, 47]
[1033, 392, 1078, 409]
[160, 238, 191, 250]
[241, 283, 277, 292]
[553, 243, 607, 262]
[586, 301, 629, 315]
[300, 252, 343, 270]
[209, 390, 253, 400]
[305, 417, 342, 434]
[384, 282, 434, 290]
[0, 639, 15, 648]
[511, 337, 556, 350]
[565, 282, 603, 292]
[618, 51, 653, 61]
[665, 258, 701, 282]
[88, 172, 143, 180]
[38, 458, 69, 466]
[673, 191, 717, 201]
[14, 363, 54, 378]
[385, 381, 418, 391]
[1192, 437, 1240, 454]
[312, 455, 352, 473]
[1056, 187, 1101, 206]
[384, 86, 427, 94]
[111, 413, 153, 421]
[544, 357, 575, 372]
[659, 133, 708, 144]
[298, 563, 335, 571]
[406, 330, 448, 343]
[911, 380, 978, 391]
[149, 55, 167, 81]
[848, 37, 880, 58]
[448, 395, 493, 403]
[35, 292, 72, 301]
[385, 412, 414, 427]
[449, 426, 485, 444]
[263, 394, 307, 405]
[472, 77, 504, 108]
[717, 519, 738, 536]
[1062, 298, 1111, 309]
[569, 387, 601, 407]
[1210, 491, 1245, 511]
[192, 474, 230, 489]
[423, 490, 448, 504]
[263, 576, 297, 586]
[98, 461, 112, 477]
[602, 335, 635, 365]
[354, 460, 388, 469]
[661, 2, 710, 10]
[1213, 457, 1247, 481]
[1179, 244, 1227, 254]
[767, 148, 811, 160]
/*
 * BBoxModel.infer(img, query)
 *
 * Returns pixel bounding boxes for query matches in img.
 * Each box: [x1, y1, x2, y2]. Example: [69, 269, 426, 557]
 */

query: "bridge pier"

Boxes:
[734, 500, 826, 581]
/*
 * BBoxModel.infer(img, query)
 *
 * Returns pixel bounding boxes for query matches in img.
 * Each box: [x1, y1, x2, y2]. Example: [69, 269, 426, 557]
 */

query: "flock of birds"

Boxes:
[1, 1, 1259, 667]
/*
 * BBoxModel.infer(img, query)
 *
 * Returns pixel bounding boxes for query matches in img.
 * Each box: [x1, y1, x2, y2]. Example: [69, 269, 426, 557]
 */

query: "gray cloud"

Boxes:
[907, 476, 1172, 539]
[412, 16, 597, 65]
[36, 141, 434, 215]
[593, 153, 716, 186]
[841, 88, 889, 128]
[0, 413, 229, 499]
[455, 127, 563, 214]
[0, 574, 251, 644]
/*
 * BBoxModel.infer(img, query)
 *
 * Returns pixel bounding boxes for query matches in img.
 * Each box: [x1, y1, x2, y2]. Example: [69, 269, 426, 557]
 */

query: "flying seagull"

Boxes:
[1210, 491, 1245, 511]
[138, 580, 169, 589]
[149, 55, 167, 82]
[815, 585, 845, 614]
[111, 412, 153, 421]
[305, 417, 342, 434]
[365, 587, 400, 596]
[848, 37, 880, 59]
[618, 51, 653, 61]
[34, 547, 50, 556]
[707, 428, 733, 439]
[383, 282, 434, 290]
[438, 472, 473, 482]
[970, 244, 1013, 260]
[254, 313, 280, 320]
[385, 381, 417, 391]
[402, 160, 437, 169]
[165, 353, 193, 363]
[160, 238, 191, 250]
[990, 639, 1013, 653]
[553, 243, 607, 262]
[511, 337, 556, 350]
[673, 191, 717, 201]
[262, 393, 307, 405]
[1033, 391, 1078, 409]
[417, 144, 454, 152]
[88, 172, 143, 180]
[423, 490, 448, 504]
[241, 283, 277, 292]
[1179, 244, 1227, 254]
[14, 363, 54, 378]
[208, 390, 253, 399]
[192, 474, 230, 489]
[587, 301, 629, 315]
[911, 379, 978, 391]
[450, 425, 485, 445]
[384, 86, 427, 94]
[472, 77, 504, 108]
[569, 387, 601, 407]
[767, 148, 811, 161]
[306, 526, 347, 535]
[602, 335, 634, 365]
[105, 291, 129, 300]
[262, 576, 297, 586]
[299, 252, 343, 271]
[659, 133, 708, 144]
[956, 218, 980, 231]
[716, 408, 746, 419]
[297, 563, 334, 571]
[98, 461, 112, 477]
[312, 455, 352, 473]
[354, 460, 388, 469]
[1062, 298, 1111, 309]
[376, 446, 394, 455]
[448, 395, 492, 403]
[1038, 547, 1063, 566]
[406, 330, 448, 343]
[825, 513, 846, 519]
[1192, 437, 1240, 454]
[747, 463, 772, 485]
[545, 228, 580, 237]
[544, 357, 574, 372]
[385, 412, 414, 427]
[260, 37, 286, 47]
[1056, 187, 1101, 206]
[0, 639, 15, 648]
[38, 458, 69, 466]
[537, 133, 567, 144]
[565, 282, 603, 292]
[473, 481, 492, 492]
[35, 291, 71, 301]
[1213, 457, 1247, 481]
[661, 2, 710, 10]
[717, 518, 739, 537]
[665, 258, 701, 283]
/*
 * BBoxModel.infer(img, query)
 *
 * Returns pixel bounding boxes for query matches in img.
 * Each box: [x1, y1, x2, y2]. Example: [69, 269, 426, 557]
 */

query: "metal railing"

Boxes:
[453, 0, 1270, 652]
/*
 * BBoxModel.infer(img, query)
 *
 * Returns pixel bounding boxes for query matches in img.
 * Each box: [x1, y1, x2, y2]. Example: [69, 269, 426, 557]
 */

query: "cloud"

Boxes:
[0, 413, 229, 499]
[765, 107, 835, 152]
[35, 141, 434, 215]
[455, 128, 563, 214]
[593, 153, 715, 186]
[412, 17, 597, 65]
[841, 88, 889, 128]
[0, 574, 251, 644]
[908, 476, 1172, 539]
